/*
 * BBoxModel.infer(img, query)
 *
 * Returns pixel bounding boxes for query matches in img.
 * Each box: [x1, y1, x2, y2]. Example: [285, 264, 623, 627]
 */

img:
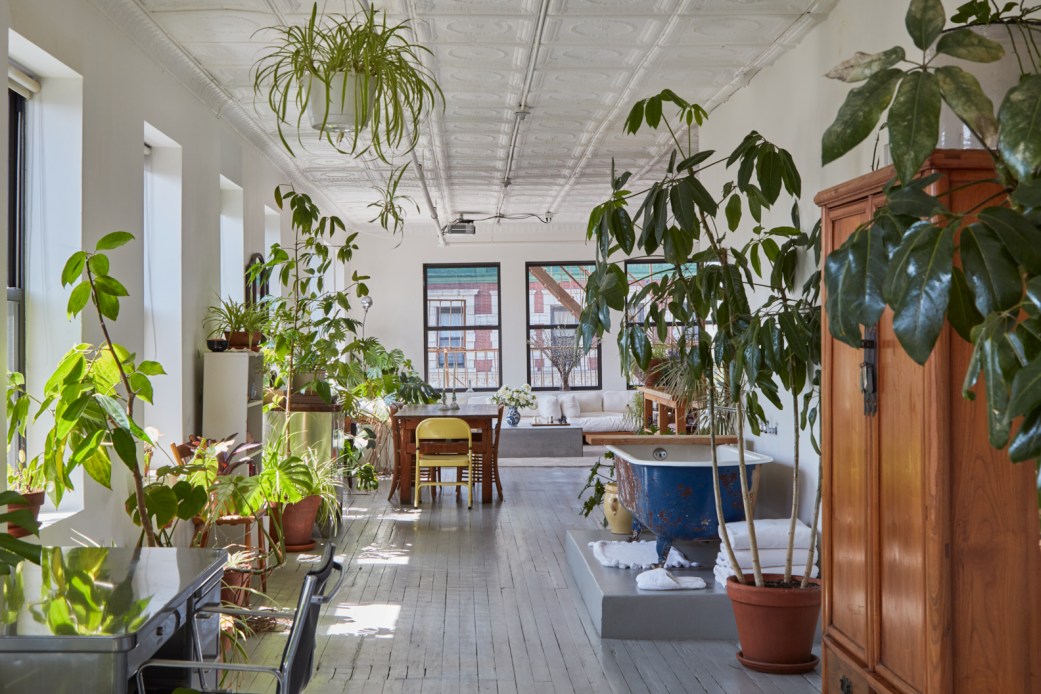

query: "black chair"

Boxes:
[135, 544, 345, 694]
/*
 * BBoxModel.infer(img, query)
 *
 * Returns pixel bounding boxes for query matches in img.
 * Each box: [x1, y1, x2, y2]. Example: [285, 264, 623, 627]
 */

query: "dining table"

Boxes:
[391, 403, 500, 505]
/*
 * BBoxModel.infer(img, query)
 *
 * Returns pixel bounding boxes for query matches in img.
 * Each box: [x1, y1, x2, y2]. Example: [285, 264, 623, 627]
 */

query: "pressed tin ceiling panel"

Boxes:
[130, 0, 836, 236]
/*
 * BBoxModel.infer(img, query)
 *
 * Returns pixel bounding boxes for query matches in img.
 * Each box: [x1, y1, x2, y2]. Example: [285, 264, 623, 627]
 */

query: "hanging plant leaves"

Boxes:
[825, 47, 906, 83]
[905, 0, 947, 51]
[888, 223, 954, 364]
[1009, 410, 1041, 463]
[822, 69, 903, 166]
[979, 206, 1041, 274]
[948, 267, 983, 342]
[888, 70, 941, 185]
[936, 27, 1005, 62]
[998, 75, 1041, 182]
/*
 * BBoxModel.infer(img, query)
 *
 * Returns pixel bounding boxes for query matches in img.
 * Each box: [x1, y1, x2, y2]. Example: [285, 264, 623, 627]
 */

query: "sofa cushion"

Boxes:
[537, 395, 561, 420]
[559, 394, 581, 420]
[601, 390, 632, 414]
[570, 413, 627, 433]
[572, 391, 603, 413]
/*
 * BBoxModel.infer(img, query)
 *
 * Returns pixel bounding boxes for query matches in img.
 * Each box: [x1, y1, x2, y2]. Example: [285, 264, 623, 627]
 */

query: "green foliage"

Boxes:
[578, 454, 615, 525]
[822, 2, 1041, 465]
[252, 3, 442, 164]
[0, 491, 42, 575]
[204, 297, 268, 338]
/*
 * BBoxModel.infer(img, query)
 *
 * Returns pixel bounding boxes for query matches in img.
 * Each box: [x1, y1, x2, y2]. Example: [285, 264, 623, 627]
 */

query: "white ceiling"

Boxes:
[126, 0, 836, 235]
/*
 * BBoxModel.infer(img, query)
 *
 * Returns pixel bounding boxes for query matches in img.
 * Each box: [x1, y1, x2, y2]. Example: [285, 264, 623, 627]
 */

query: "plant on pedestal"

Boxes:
[578, 89, 822, 671]
[820, 1, 1041, 511]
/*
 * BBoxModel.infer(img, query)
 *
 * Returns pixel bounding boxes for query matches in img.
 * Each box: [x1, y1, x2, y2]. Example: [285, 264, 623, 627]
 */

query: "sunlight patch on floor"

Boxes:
[324, 603, 400, 638]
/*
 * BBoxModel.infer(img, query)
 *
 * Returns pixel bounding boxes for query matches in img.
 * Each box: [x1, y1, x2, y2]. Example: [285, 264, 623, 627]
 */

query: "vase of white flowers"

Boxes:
[491, 384, 536, 427]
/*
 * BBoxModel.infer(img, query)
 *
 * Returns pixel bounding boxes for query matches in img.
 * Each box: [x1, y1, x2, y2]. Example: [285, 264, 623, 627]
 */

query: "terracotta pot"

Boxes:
[226, 331, 263, 351]
[7, 490, 45, 539]
[279, 495, 321, 552]
[602, 483, 633, 535]
[221, 567, 252, 607]
[726, 573, 822, 674]
[642, 358, 666, 388]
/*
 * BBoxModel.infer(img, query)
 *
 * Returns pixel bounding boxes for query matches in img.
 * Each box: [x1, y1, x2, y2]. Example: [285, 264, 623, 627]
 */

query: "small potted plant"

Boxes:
[490, 384, 537, 427]
[578, 452, 632, 535]
[252, 3, 442, 163]
[5, 457, 46, 539]
[206, 297, 267, 351]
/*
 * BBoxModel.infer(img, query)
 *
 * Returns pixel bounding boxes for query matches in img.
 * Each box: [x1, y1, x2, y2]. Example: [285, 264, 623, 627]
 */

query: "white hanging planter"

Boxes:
[308, 71, 376, 133]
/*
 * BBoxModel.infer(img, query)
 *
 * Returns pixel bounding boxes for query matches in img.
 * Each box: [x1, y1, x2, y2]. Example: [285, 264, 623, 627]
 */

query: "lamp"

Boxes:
[360, 296, 373, 338]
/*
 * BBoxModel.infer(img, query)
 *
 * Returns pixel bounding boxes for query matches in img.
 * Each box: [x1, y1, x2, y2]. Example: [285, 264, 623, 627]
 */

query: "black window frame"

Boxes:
[8, 89, 27, 465]
[422, 263, 502, 392]
[525, 261, 602, 391]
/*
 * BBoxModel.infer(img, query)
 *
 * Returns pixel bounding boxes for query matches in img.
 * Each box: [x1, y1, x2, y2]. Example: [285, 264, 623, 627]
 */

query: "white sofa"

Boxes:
[461, 390, 633, 433]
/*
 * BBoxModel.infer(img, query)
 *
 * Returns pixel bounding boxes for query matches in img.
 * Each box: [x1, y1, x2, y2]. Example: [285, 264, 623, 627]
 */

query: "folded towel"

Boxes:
[714, 563, 819, 586]
[716, 548, 813, 568]
[636, 568, 707, 591]
[719, 519, 812, 551]
[589, 540, 692, 570]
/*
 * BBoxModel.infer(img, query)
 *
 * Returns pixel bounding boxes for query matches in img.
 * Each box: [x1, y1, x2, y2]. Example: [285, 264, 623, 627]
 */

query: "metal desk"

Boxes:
[0, 546, 226, 694]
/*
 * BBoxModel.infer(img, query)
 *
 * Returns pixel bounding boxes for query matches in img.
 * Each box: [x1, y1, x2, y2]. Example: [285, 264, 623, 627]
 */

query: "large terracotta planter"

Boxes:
[7, 490, 45, 539]
[726, 574, 821, 674]
[602, 483, 632, 535]
[226, 330, 263, 351]
[278, 495, 321, 553]
[221, 568, 252, 607]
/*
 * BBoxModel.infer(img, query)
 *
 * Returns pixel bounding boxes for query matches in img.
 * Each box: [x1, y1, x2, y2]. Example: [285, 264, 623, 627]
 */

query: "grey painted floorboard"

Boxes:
[237, 466, 821, 694]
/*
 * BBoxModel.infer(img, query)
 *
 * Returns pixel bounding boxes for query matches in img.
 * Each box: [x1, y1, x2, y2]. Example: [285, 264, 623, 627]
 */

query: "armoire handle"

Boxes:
[859, 326, 878, 416]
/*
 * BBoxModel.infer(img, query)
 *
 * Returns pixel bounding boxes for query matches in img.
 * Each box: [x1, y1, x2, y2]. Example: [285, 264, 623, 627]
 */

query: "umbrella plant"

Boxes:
[577, 89, 822, 588]
[821, 0, 1041, 493]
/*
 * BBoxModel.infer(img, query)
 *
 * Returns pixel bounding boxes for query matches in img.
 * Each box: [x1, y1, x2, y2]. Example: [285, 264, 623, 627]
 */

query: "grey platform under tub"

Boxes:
[566, 529, 740, 641]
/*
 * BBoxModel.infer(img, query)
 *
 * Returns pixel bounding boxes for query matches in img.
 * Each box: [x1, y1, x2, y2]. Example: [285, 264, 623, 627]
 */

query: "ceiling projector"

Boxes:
[446, 219, 476, 235]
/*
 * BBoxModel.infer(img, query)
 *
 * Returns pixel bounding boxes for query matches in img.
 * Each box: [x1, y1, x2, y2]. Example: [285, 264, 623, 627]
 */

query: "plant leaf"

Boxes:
[61, 252, 87, 286]
[822, 69, 903, 166]
[825, 47, 906, 82]
[67, 283, 91, 318]
[935, 65, 997, 148]
[936, 27, 1005, 62]
[979, 206, 1041, 274]
[888, 70, 941, 184]
[1009, 410, 1041, 463]
[998, 74, 1041, 182]
[95, 231, 134, 251]
[889, 223, 954, 364]
[960, 222, 1022, 314]
[948, 267, 983, 342]
[906, 0, 946, 51]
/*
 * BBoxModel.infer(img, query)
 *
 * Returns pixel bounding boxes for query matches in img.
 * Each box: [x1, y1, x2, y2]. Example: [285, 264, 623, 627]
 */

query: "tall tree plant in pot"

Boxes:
[578, 89, 824, 672]
[820, 2, 1041, 531]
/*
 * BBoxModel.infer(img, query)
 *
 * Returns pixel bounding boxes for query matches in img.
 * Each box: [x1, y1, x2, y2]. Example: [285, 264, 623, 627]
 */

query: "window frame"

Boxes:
[422, 262, 502, 392]
[525, 261, 602, 391]
[8, 89, 27, 467]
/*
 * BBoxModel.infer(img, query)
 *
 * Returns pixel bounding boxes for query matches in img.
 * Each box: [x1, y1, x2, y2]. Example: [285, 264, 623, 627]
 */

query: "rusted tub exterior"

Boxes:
[606, 444, 771, 564]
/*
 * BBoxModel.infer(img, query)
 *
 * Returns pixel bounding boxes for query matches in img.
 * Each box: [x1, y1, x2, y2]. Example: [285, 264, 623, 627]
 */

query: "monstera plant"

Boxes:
[821, 0, 1041, 489]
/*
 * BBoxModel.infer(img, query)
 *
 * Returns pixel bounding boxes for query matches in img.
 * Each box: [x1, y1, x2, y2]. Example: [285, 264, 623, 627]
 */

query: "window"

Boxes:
[7, 89, 27, 470]
[424, 264, 501, 391]
[526, 262, 601, 390]
[624, 260, 698, 387]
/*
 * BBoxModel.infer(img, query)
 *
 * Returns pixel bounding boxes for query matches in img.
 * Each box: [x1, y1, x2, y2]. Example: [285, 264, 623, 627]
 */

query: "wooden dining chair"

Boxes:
[414, 417, 474, 509]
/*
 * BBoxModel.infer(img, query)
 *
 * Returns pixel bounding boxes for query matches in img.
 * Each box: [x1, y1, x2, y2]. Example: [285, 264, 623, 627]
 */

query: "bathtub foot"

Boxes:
[655, 536, 673, 566]
[628, 519, 645, 542]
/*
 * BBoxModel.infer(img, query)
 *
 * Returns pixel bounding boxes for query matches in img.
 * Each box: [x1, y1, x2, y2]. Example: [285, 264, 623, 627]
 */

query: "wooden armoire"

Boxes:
[816, 150, 1041, 694]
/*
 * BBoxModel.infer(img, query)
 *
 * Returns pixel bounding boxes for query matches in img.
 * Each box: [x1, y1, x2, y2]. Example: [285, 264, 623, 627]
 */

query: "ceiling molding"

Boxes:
[91, 0, 345, 220]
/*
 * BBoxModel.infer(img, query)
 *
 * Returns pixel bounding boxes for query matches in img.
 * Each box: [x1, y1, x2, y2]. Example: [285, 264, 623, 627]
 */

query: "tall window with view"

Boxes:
[423, 264, 501, 391]
[526, 262, 601, 390]
[624, 260, 698, 388]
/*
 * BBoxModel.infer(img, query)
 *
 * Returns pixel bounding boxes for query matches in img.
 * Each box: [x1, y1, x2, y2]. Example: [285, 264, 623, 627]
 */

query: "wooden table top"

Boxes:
[396, 403, 500, 419]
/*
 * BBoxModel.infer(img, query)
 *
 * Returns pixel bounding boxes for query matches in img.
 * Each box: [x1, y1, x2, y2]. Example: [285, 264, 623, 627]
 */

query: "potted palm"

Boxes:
[252, 3, 442, 163]
[578, 89, 822, 671]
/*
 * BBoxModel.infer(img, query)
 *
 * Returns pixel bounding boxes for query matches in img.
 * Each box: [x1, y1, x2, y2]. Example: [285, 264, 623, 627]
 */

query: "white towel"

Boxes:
[713, 563, 819, 586]
[719, 519, 812, 551]
[636, 568, 707, 591]
[716, 548, 813, 568]
[589, 540, 692, 570]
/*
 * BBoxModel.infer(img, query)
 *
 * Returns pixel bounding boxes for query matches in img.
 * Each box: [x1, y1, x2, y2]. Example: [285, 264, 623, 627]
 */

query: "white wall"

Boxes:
[697, 0, 966, 519]
[2, 0, 296, 545]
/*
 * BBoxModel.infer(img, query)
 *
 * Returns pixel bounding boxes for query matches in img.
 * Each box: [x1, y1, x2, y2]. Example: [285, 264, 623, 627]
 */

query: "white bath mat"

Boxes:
[589, 540, 693, 569]
[636, 568, 707, 591]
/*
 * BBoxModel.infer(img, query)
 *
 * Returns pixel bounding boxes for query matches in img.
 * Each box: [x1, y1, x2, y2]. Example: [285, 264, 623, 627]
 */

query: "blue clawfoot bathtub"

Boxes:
[606, 444, 772, 565]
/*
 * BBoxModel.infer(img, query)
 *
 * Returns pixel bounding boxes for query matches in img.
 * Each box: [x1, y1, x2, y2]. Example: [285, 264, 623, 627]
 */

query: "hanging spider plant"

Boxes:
[252, 3, 443, 163]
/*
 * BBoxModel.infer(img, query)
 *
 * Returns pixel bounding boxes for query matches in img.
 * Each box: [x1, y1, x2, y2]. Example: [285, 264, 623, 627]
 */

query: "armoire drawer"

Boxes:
[824, 643, 874, 694]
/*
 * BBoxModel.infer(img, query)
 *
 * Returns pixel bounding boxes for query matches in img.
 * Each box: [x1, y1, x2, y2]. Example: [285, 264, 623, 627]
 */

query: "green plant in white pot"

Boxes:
[253, 3, 442, 163]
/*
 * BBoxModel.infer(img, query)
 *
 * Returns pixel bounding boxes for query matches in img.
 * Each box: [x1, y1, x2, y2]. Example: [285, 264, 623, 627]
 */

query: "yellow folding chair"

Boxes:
[415, 417, 474, 509]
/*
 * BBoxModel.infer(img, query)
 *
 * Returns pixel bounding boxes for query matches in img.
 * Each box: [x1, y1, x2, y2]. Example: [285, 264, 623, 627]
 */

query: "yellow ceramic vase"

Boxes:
[603, 483, 633, 535]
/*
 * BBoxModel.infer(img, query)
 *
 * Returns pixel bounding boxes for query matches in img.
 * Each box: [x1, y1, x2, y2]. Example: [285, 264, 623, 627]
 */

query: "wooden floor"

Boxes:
[238, 467, 822, 694]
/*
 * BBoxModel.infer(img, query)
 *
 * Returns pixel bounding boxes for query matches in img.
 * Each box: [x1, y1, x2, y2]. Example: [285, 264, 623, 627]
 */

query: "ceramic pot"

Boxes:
[226, 331, 263, 351]
[602, 483, 632, 535]
[7, 490, 45, 539]
[642, 358, 665, 388]
[221, 567, 252, 607]
[278, 495, 321, 552]
[506, 406, 521, 427]
[309, 72, 376, 133]
[726, 574, 822, 674]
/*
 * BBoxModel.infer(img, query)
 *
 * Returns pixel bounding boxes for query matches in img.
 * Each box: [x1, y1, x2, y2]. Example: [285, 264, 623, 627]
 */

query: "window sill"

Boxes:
[38, 508, 82, 530]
